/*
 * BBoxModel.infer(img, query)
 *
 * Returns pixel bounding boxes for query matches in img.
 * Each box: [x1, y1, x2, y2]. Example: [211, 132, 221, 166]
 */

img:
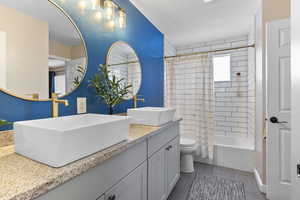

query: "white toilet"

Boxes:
[180, 137, 198, 173]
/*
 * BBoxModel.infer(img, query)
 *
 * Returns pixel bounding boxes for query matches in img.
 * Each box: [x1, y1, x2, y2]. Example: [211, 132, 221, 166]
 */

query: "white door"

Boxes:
[291, 0, 300, 198]
[267, 19, 291, 200]
[148, 147, 167, 200]
[165, 137, 180, 196]
[104, 162, 147, 200]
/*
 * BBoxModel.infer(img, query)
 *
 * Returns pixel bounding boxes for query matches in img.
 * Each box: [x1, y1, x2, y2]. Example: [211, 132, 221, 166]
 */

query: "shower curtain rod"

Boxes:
[164, 44, 255, 59]
[107, 60, 139, 67]
[107, 44, 255, 66]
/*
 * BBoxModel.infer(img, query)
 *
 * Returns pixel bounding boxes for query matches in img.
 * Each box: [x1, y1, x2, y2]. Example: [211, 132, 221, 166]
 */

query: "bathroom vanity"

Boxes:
[0, 120, 180, 200]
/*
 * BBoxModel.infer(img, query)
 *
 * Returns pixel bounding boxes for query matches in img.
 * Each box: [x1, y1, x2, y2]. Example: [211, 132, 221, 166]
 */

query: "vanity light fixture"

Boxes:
[74, 0, 127, 29]
[91, 0, 100, 10]
[94, 11, 102, 21]
[104, 0, 116, 20]
[118, 8, 126, 29]
[78, 0, 87, 12]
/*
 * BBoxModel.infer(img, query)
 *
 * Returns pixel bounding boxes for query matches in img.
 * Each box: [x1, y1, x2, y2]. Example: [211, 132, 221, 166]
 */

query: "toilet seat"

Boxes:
[180, 138, 196, 148]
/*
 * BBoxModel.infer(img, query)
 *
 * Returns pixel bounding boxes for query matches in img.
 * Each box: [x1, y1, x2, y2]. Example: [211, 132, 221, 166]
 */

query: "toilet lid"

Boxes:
[180, 138, 196, 147]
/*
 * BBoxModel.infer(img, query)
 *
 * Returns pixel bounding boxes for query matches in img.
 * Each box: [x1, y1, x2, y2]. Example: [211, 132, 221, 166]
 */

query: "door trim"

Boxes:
[254, 168, 267, 193]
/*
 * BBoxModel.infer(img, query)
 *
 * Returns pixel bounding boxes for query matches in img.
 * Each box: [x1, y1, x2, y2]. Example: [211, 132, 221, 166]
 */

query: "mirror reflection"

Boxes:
[106, 42, 141, 100]
[0, 0, 87, 100]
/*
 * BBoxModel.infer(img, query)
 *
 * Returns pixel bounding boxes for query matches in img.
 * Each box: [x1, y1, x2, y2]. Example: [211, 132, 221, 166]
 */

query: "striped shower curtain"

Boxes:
[165, 54, 215, 160]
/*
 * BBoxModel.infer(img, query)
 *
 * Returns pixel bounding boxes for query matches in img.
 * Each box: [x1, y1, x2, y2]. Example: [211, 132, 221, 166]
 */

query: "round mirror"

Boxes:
[106, 42, 142, 100]
[0, 0, 87, 100]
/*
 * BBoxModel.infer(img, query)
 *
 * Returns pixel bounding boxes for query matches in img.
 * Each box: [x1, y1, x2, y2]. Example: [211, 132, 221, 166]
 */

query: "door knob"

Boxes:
[270, 117, 288, 124]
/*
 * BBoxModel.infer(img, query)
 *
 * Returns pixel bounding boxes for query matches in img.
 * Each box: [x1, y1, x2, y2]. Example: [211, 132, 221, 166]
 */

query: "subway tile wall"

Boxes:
[165, 35, 255, 138]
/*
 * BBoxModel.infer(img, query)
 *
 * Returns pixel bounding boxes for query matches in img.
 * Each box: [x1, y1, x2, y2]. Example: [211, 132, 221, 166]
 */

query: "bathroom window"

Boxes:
[213, 55, 231, 82]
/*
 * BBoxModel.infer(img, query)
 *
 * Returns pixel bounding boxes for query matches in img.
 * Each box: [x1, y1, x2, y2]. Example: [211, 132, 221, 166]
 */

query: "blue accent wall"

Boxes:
[0, 0, 164, 130]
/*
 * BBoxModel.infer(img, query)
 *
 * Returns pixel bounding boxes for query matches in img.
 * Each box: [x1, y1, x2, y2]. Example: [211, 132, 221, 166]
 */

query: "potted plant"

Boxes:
[0, 119, 11, 127]
[73, 65, 86, 87]
[89, 64, 132, 115]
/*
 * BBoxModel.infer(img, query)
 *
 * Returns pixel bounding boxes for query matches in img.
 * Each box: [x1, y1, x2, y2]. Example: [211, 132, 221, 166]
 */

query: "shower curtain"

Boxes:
[165, 54, 215, 160]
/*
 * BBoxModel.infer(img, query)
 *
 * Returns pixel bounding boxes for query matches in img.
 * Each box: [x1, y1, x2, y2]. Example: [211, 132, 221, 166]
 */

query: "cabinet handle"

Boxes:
[108, 195, 116, 200]
[166, 145, 172, 151]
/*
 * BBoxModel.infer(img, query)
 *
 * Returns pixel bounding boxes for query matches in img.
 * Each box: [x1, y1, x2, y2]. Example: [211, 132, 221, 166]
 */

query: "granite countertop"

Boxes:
[0, 121, 179, 200]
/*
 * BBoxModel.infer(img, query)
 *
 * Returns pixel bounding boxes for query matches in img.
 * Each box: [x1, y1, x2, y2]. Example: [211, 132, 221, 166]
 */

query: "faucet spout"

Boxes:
[55, 99, 69, 107]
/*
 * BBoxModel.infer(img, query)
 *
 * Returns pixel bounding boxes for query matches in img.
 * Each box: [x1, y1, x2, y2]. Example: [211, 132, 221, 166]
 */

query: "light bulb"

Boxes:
[91, 0, 97, 9]
[94, 11, 102, 21]
[91, 0, 100, 10]
[107, 20, 115, 30]
[78, 1, 87, 11]
[104, 0, 115, 20]
[118, 8, 126, 28]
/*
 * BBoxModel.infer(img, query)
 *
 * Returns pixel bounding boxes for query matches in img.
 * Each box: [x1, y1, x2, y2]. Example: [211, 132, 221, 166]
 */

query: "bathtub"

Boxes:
[195, 135, 256, 172]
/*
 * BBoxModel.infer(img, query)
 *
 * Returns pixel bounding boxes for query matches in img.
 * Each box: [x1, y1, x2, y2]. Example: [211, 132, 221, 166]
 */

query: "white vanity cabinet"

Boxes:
[148, 123, 180, 200]
[36, 140, 147, 200]
[36, 121, 180, 200]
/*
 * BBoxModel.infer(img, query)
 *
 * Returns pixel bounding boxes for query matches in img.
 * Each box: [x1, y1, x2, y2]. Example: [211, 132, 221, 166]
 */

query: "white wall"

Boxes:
[0, 4, 49, 99]
[248, 16, 257, 149]
[164, 37, 176, 106]
[0, 31, 6, 89]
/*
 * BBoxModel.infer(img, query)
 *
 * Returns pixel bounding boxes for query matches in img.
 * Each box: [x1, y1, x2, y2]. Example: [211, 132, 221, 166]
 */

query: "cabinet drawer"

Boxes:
[36, 140, 147, 200]
[148, 122, 179, 157]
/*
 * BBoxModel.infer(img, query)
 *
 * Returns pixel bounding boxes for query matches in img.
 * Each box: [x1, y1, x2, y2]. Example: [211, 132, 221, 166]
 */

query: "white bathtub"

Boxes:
[195, 135, 256, 172]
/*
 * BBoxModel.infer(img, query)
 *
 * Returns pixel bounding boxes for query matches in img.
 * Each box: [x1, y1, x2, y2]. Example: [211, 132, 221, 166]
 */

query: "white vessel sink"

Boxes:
[14, 114, 131, 167]
[127, 107, 176, 126]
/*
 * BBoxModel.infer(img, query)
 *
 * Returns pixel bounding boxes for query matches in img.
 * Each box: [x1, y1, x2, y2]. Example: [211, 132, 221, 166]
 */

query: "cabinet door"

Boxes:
[97, 195, 104, 200]
[148, 147, 167, 200]
[105, 162, 147, 200]
[165, 136, 180, 196]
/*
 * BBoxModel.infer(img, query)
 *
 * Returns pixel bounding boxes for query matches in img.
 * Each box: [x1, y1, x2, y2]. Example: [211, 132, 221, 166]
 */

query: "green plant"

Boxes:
[0, 119, 11, 127]
[73, 65, 85, 87]
[89, 64, 132, 115]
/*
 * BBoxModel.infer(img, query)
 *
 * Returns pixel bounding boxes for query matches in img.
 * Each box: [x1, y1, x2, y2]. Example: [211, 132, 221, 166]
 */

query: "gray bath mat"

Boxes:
[187, 175, 246, 200]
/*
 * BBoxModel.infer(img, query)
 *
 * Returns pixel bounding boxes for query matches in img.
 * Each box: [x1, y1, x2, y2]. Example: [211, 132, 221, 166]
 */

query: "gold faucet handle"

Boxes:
[51, 93, 58, 99]
[51, 93, 63, 99]
[25, 93, 39, 99]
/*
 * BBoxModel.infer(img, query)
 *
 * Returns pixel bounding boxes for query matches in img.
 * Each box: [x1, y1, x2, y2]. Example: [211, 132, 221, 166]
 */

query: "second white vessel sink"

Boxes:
[127, 107, 176, 126]
[14, 114, 131, 167]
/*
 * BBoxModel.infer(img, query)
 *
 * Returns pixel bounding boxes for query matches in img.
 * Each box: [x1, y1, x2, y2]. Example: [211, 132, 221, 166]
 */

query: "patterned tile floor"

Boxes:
[168, 163, 267, 200]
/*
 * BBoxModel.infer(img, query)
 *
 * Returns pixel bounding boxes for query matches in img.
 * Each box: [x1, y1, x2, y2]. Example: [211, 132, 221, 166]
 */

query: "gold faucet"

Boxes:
[133, 95, 145, 108]
[51, 93, 69, 118]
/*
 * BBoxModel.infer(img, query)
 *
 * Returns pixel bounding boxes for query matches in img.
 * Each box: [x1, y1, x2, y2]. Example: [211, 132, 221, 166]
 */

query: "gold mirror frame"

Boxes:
[0, 0, 88, 102]
[106, 41, 142, 100]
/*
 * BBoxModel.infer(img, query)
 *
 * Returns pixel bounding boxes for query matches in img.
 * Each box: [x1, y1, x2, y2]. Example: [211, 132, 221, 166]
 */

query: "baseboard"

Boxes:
[254, 169, 267, 194]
